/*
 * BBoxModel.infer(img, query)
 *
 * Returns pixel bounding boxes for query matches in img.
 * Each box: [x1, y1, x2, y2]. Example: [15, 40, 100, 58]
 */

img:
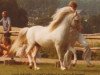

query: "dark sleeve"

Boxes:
[0, 18, 3, 23]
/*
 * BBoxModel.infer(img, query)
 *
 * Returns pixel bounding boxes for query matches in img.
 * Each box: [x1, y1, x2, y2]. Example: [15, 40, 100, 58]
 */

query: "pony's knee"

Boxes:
[32, 52, 37, 58]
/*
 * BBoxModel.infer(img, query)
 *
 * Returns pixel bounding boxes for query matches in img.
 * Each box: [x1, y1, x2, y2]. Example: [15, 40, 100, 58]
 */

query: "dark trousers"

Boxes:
[4, 32, 11, 44]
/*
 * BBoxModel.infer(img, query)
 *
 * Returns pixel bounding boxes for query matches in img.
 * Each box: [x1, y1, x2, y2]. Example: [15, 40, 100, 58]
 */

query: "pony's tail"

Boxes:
[9, 27, 29, 56]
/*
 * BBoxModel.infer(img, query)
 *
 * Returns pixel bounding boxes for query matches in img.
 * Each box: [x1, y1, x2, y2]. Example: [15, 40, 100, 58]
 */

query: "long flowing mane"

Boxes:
[48, 7, 73, 31]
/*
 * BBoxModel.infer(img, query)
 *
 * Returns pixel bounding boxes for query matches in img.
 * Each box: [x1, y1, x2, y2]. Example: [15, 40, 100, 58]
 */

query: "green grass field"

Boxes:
[0, 63, 100, 75]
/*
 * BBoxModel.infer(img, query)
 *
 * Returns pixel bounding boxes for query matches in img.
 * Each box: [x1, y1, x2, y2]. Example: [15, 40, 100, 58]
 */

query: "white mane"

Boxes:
[49, 6, 74, 31]
[52, 6, 73, 20]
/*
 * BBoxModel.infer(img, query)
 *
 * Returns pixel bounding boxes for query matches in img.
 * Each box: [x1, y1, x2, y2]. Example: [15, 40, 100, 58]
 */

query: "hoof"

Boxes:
[72, 60, 77, 67]
[29, 66, 33, 69]
[61, 67, 66, 70]
[71, 63, 76, 67]
[34, 67, 40, 70]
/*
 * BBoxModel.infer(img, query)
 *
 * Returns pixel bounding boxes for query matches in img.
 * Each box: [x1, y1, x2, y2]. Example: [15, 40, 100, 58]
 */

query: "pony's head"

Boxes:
[69, 12, 81, 29]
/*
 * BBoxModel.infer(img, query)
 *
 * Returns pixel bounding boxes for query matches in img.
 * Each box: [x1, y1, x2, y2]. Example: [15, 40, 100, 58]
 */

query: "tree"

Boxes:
[17, 0, 60, 25]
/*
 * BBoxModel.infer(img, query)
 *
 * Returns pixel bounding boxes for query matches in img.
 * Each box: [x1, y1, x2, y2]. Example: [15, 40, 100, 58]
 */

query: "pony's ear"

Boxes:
[74, 11, 77, 16]
[74, 16, 79, 20]
[74, 11, 80, 20]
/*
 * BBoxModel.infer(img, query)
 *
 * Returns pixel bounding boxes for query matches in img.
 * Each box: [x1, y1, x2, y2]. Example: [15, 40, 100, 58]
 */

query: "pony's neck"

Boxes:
[59, 15, 71, 34]
[48, 6, 74, 32]
[55, 13, 73, 31]
[48, 13, 71, 31]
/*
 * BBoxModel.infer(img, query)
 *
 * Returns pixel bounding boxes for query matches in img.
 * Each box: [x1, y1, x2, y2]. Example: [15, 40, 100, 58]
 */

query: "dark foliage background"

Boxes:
[17, 0, 100, 33]
[0, 0, 100, 33]
[17, 0, 60, 26]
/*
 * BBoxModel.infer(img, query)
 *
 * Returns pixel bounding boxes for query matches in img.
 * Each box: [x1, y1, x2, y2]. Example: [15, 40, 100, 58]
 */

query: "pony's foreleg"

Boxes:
[55, 44, 66, 70]
[70, 47, 77, 66]
[63, 47, 73, 69]
[31, 46, 40, 70]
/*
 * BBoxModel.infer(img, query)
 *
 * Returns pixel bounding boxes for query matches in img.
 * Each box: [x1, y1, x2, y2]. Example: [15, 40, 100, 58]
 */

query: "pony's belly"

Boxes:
[36, 39, 54, 48]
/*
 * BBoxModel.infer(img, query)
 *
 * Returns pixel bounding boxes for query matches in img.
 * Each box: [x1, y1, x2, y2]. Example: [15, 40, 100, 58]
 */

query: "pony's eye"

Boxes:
[74, 20, 79, 23]
[74, 19, 79, 21]
[74, 17, 79, 20]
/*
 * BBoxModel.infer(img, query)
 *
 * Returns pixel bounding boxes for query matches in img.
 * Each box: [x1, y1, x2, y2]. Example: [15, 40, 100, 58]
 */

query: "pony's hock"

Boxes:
[4, 59, 16, 65]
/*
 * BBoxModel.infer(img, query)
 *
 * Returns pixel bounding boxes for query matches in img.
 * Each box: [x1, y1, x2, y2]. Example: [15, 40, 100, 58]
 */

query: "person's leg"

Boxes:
[78, 33, 93, 66]
[3, 32, 11, 46]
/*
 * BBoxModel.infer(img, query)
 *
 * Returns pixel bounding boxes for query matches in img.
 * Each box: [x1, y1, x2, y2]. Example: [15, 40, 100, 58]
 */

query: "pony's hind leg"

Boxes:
[27, 53, 33, 69]
[70, 47, 77, 66]
[26, 44, 34, 69]
[63, 50, 72, 69]
[31, 45, 40, 70]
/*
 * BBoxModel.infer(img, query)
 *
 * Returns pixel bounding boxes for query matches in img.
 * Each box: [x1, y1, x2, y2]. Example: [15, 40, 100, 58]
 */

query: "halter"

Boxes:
[69, 11, 79, 29]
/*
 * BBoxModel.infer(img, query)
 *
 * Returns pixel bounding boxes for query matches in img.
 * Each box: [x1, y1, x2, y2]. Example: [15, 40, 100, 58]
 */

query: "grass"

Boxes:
[0, 63, 100, 75]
